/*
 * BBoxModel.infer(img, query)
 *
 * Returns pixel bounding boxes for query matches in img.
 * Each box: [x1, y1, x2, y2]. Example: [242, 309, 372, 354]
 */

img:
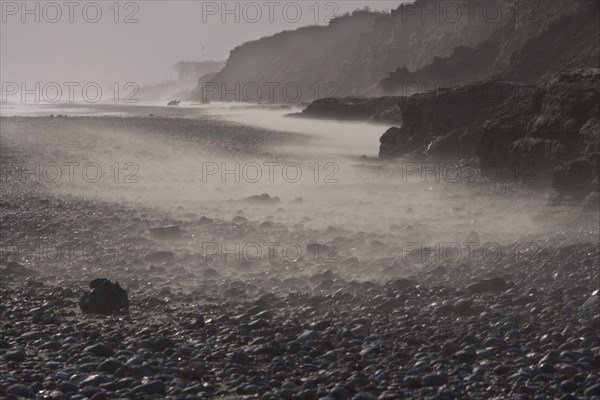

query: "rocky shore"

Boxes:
[1, 131, 599, 400]
[2, 0, 598, 398]
[2, 197, 599, 399]
[295, 67, 599, 204]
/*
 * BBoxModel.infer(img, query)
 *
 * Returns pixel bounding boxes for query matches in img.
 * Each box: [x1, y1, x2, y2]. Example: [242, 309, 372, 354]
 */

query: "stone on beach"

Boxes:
[465, 277, 507, 293]
[144, 251, 176, 263]
[79, 279, 129, 315]
[149, 225, 182, 240]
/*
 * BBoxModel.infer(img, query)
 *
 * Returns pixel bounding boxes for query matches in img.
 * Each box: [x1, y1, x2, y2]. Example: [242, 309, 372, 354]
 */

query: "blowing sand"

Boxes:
[1, 113, 599, 399]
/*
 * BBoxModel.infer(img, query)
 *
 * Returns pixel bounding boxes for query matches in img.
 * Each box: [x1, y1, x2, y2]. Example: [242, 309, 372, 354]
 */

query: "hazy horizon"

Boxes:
[1, 1, 405, 87]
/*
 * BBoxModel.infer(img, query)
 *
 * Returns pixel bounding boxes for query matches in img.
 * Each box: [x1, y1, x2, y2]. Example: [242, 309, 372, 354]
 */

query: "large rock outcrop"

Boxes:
[379, 68, 600, 199]
[379, 81, 534, 158]
[290, 97, 401, 123]
[480, 68, 600, 170]
[484, 68, 600, 198]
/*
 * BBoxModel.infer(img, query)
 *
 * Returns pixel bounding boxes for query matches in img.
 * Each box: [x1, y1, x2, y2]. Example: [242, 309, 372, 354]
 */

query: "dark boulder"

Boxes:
[144, 251, 175, 264]
[154, 337, 176, 352]
[231, 350, 251, 365]
[465, 277, 508, 293]
[385, 278, 416, 290]
[7, 384, 32, 397]
[149, 226, 182, 240]
[203, 268, 220, 279]
[0, 261, 36, 277]
[79, 279, 129, 315]
[244, 193, 281, 205]
[84, 343, 114, 357]
[198, 216, 214, 225]
[5, 350, 26, 362]
[131, 380, 166, 395]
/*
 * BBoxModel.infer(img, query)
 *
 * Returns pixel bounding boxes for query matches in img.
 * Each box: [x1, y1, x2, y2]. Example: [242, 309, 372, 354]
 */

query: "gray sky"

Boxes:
[1, 1, 405, 86]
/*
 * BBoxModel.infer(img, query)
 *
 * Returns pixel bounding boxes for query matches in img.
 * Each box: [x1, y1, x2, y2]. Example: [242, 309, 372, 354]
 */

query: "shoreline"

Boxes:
[1, 111, 599, 400]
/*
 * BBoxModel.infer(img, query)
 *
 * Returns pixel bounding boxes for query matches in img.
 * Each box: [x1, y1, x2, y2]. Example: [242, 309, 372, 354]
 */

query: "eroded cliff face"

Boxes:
[374, 0, 597, 95]
[501, 3, 599, 82]
[192, 1, 505, 103]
